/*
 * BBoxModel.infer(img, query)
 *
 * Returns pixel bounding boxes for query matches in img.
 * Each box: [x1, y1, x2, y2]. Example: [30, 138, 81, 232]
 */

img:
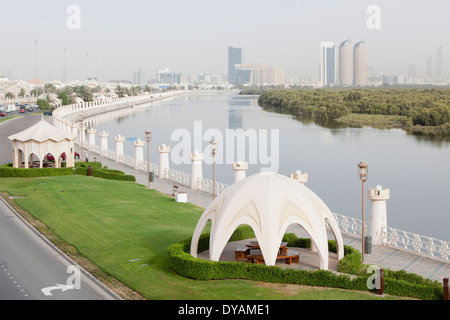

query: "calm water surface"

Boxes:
[93, 93, 450, 241]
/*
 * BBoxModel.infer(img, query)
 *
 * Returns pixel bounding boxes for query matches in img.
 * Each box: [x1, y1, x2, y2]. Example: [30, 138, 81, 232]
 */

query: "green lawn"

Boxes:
[0, 176, 404, 300]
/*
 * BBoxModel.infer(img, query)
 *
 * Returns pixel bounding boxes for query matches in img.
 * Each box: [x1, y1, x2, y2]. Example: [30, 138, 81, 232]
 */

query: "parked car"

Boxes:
[0, 110, 6, 117]
[19, 106, 26, 113]
[43, 110, 53, 116]
[45, 152, 80, 161]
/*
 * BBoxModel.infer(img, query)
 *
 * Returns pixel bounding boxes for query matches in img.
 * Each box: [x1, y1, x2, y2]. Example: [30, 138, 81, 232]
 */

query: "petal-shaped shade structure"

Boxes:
[190, 172, 344, 270]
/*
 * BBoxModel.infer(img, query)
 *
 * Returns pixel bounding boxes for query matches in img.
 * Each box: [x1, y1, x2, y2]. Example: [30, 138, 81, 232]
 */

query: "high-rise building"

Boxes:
[339, 39, 353, 86]
[242, 64, 286, 86]
[319, 42, 337, 86]
[133, 68, 149, 86]
[353, 40, 367, 86]
[228, 46, 243, 85]
[157, 68, 182, 84]
[436, 46, 443, 78]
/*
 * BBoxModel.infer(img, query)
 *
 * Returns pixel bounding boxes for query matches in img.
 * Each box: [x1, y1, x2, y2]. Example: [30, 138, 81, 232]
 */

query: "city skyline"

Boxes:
[1, 0, 450, 82]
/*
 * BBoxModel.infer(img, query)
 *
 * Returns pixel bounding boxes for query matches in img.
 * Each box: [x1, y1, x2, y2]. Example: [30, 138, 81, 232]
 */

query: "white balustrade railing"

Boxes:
[137, 160, 159, 176]
[332, 213, 367, 236]
[165, 168, 191, 187]
[384, 226, 449, 262]
[197, 177, 229, 196]
[118, 153, 135, 168]
[333, 212, 449, 262]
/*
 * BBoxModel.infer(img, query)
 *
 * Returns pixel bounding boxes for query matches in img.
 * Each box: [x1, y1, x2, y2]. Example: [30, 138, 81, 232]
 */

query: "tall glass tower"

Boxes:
[320, 42, 336, 86]
[228, 46, 242, 85]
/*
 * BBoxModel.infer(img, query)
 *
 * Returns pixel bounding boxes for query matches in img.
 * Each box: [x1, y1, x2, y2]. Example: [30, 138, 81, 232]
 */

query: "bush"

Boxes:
[0, 166, 74, 178]
[1, 161, 135, 182]
[73, 162, 135, 182]
[167, 231, 443, 299]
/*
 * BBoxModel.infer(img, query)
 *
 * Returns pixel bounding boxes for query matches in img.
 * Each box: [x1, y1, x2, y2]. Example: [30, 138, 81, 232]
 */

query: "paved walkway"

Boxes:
[83, 145, 450, 283]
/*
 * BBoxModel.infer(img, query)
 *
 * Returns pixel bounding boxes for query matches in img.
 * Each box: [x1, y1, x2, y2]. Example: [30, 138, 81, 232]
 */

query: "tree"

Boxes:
[115, 85, 126, 98]
[5, 92, 14, 99]
[18, 88, 26, 98]
[37, 99, 51, 110]
[73, 85, 93, 102]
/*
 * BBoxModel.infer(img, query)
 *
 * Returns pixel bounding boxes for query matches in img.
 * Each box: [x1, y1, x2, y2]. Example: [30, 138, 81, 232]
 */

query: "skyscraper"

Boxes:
[339, 39, 353, 86]
[228, 46, 242, 85]
[319, 42, 336, 86]
[353, 40, 367, 86]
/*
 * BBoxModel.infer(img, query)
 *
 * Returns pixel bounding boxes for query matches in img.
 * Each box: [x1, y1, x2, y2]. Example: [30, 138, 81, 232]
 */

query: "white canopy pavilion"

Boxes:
[190, 171, 344, 270]
[8, 117, 77, 168]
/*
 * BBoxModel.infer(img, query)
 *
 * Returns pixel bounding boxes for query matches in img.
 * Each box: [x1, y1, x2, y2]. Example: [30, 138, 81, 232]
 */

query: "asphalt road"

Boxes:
[0, 115, 116, 300]
[0, 113, 42, 165]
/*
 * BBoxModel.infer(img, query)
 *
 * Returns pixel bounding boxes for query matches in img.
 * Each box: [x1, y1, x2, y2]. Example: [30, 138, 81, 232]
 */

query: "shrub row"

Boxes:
[167, 230, 444, 300]
[74, 164, 136, 182]
[0, 166, 74, 177]
[0, 162, 135, 182]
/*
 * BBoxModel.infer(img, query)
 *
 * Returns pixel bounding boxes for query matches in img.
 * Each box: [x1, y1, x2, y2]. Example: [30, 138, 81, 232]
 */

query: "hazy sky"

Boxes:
[1, 0, 450, 81]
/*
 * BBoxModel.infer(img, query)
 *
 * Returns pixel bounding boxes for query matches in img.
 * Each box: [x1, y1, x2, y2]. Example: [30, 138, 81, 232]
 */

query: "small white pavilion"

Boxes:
[8, 117, 77, 168]
[190, 171, 344, 270]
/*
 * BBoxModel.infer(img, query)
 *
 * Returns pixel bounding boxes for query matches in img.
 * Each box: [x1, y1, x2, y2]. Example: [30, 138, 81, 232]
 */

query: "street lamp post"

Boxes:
[358, 161, 369, 264]
[210, 137, 218, 200]
[145, 130, 152, 189]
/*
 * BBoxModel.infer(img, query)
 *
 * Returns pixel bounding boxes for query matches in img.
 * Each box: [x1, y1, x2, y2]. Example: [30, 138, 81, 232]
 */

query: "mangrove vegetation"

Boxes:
[242, 87, 450, 138]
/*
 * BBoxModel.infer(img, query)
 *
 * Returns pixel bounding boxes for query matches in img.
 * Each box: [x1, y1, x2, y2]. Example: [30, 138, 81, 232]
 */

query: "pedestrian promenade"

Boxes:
[86, 149, 449, 283]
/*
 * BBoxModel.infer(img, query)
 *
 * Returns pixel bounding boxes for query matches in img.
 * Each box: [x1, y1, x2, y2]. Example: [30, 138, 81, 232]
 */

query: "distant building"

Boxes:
[353, 40, 367, 86]
[157, 68, 182, 85]
[242, 64, 286, 86]
[228, 46, 243, 85]
[133, 68, 149, 86]
[319, 42, 337, 86]
[339, 39, 353, 86]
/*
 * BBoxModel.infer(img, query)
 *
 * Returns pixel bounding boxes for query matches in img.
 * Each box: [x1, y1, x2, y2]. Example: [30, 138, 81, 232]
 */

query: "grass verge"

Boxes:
[0, 175, 407, 300]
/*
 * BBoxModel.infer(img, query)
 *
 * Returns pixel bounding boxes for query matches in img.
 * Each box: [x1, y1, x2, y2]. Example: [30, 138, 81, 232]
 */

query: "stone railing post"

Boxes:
[87, 128, 96, 151]
[158, 144, 171, 179]
[71, 123, 78, 138]
[99, 131, 109, 156]
[190, 151, 204, 190]
[369, 185, 390, 245]
[134, 139, 145, 170]
[289, 170, 308, 184]
[115, 135, 125, 163]
[232, 161, 248, 183]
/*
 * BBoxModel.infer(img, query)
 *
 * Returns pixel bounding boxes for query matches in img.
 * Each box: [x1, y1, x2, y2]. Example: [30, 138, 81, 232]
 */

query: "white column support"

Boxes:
[369, 185, 390, 245]
[87, 128, 96, 150]
[134, 139, 145, 170]
[99, 131, 109, 156]
[190, 151, 204, 190]
[158, 144, 171, 179]
[115, 135, 125, 163]
[232, 161, 248, 183]
[289, 170, 308, 184]
[71, 123, 78, 138]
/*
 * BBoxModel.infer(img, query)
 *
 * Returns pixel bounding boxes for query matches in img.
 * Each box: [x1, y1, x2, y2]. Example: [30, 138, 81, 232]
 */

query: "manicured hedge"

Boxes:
[74, 162, 135, 182]
[167, 230, 444, 300]
[0, 166, 74, 177]
[0, 162, 136, 182]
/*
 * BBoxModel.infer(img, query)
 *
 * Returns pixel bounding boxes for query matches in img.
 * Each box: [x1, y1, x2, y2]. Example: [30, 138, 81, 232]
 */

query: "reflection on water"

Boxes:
[94, 93, 450, 241]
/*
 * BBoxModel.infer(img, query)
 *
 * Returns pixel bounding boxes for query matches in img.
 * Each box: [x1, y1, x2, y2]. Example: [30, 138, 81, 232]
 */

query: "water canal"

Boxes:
[92, 93, 450, 241]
